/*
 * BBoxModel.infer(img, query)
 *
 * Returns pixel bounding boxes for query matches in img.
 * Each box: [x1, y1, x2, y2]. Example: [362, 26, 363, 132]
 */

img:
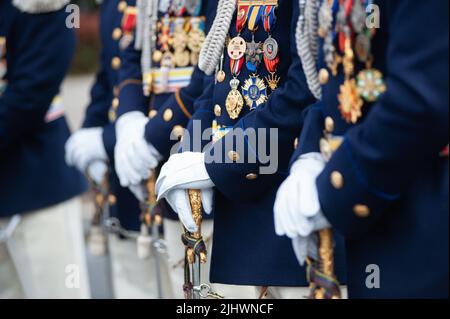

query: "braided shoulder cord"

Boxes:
[198, 0, 236, 75]
[297, 0, 322, 100]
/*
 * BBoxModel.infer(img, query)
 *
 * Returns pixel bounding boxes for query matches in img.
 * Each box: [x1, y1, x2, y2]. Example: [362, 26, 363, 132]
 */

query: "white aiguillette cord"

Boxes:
[198, 0, 237, 76]
[297, 0, 322, 100]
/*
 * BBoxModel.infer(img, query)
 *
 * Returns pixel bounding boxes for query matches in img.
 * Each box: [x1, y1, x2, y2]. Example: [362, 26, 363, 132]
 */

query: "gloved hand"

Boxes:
[115, 111, 162, 187]
[156, 152, 214, 232]
[65, 127, 107, 173]
[87, 160, 108, 184]
[274, 152, 331, 265]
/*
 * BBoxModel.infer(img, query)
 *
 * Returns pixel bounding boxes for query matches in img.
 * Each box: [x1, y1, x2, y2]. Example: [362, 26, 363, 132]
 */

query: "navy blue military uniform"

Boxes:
[293, 0, 448, 298]
[116, 0, 217, 221]
[186, 0, 347, 287]
[81, 0, 141, 231]
[0, 0, 85, 216]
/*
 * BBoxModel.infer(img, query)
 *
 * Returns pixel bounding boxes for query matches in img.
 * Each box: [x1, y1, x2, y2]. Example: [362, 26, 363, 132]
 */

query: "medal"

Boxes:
[226, 79, 245, 119]
[262, 4, 280, 91]
[263, 37, 280, 90]
[351, 0, 366, 34]
[175, 50, 190, 67]
[228, 36, 247, 60]
[242, 75, 268, 110]
[356, 60, 386, 103]
[245, 38, 263, 73]
[338, 79, 363, 124]
[187, 18, 205, 54]
[161, 52, 175, 68]
[355, 33, 371, 63]
[263, 37, 278, 61]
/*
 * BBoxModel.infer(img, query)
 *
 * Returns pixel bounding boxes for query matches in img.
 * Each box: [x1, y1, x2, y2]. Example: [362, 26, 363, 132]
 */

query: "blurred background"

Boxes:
[63, 0, 100, 131]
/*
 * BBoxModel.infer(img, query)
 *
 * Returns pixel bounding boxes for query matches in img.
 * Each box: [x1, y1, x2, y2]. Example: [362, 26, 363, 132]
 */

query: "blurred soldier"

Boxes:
[274, 0, 449, 298]
[156, 0, 346, 298]
[65, 0, 160, 299]
[0, 0, 88, 298]
[112, 0, 222, 299]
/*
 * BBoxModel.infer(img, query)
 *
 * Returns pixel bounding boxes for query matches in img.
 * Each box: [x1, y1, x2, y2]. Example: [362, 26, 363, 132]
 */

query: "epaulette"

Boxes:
[12, 0, 70, 14]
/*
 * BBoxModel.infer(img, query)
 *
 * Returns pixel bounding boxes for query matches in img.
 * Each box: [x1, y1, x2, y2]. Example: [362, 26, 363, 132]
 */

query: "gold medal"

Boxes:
[225, 78, 244, 119]
[190, 52, 199, 66]
[338, 79, 364, 124]
[174, 50, 190, 67]
[153, 50, 163, 63]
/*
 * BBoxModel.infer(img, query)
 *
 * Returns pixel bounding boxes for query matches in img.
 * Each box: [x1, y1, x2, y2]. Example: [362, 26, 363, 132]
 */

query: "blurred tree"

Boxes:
[70, 0, 101, 74]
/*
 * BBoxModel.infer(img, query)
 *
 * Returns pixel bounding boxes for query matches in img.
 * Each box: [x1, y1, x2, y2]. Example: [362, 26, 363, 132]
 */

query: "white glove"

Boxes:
[115, 111, 162, 187]
[65, 127, 107, 173]
[274, 152, 331, 265]
[156, 152, 214, 232]
[87, 160, 108, 184]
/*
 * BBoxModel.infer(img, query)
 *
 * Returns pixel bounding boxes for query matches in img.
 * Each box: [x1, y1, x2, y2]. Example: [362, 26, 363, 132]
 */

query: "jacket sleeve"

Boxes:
[178, 77, 216, 155]
[0, 8, 75, 153]
[144, 67, 209, 158]
[82, 62, 113, 128]
[317, 0, 449, 238]
[204, 2, 316, 202]
[116, 33, 148, 117]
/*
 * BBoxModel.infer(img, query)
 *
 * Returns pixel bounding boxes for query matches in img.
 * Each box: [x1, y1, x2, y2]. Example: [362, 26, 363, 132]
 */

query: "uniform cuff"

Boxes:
[205, 132, 286, 202]
[317, 140, 399, 239]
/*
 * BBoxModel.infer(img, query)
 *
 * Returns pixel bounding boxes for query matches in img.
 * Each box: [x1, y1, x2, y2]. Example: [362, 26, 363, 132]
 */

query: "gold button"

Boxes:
[319, 68, 330, 84]
[246, 173, 258, 180]
[112, 28, 122, 40]
[163, 109, 173, 122]
[111, 57, 121, 70]
[117, 1, 127, 12]
[330, 171, 344, 189]
[149, 110, 158, 119]
[214, 104, 222, 117]
[353, 204, 370, 218]
[112, 98, 119, 109]
[108, 110, 117, 122]
[228, 151, 240, 162]
[171, 125, 184, 139]
[294, 137, 299, 150]
[108, 194, 117, 206]
[325, 116, 334, 133]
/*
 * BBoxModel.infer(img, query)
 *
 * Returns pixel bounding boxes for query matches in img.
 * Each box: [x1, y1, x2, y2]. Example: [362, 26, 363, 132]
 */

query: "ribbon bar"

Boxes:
[238, 0, 278, 5]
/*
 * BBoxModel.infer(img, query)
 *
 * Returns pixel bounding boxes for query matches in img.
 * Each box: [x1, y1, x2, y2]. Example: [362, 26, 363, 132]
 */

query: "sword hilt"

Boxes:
[186, 189, 207, 264]
[309, 228, 341, 299]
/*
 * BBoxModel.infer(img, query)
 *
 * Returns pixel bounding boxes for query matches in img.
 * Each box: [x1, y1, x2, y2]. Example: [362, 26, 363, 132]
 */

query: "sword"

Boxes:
[182, 189, 207, 300]
[86, 164, 116, 299]
[307, 133, 343, 299]
[307, 229, 341, 299]
[137, 171, 166, 299]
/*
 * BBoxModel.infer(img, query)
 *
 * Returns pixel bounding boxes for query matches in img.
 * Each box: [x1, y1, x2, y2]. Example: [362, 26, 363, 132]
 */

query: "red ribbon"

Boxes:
[236, 5, 249, 33]
[230, 57, 245, 76]
[264, 55, 280, 73]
